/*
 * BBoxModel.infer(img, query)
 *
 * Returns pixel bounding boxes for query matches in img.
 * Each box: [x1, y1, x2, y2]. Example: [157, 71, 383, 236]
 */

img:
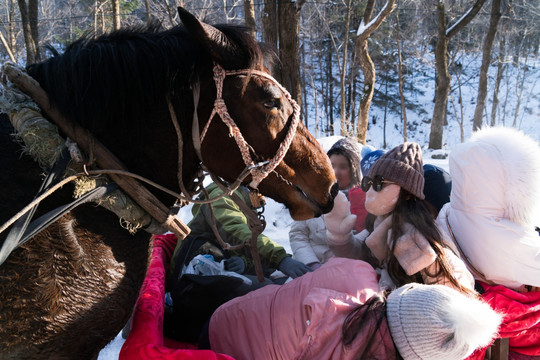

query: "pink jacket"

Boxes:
[209, 258, 396, 360]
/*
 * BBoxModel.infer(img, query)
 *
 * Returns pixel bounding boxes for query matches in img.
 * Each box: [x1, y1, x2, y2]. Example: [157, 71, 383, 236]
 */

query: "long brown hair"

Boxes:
[385, 189, 474, 295]
[342, 292, 402, 359]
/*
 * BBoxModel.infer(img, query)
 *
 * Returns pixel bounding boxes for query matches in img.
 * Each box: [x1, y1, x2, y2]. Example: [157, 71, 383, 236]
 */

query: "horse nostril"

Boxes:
[319, 183, 339, 215]
[330, 183, 339, 200]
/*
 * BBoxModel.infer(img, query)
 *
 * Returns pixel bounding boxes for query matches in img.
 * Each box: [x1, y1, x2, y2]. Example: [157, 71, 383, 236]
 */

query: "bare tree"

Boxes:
[339, 0, 352, 136]
[143, 0, 151, 25]
[490, 5, 512, 126]
[394, 8, 407, 142]
[262, 0, 277, 49]
[163, 0, 176, 27]
[512, 38, 527, 128]
[17, 0, 39, 63]
[244, 0, 256, 39]
[429, 0, 485, 149]
[1, 0, 18, 61]
[472, 0, 502, 131]
[449, 50, 465, 142]
[355, 0, 395, 145]
[262, 0, 278, 78]
[112, 0, 121, 30]
[278, 0, 306, 108]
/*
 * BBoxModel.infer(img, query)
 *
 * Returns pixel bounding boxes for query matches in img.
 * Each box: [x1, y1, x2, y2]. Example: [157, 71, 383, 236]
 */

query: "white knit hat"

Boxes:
[387, 283, 502, 360]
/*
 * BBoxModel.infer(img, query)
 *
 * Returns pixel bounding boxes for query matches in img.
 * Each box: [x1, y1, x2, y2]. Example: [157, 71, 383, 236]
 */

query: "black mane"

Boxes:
[26, 23, 268, 137]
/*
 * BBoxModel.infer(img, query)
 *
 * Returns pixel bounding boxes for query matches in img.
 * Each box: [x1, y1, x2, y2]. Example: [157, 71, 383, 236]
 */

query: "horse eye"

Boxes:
[263, 99, 281, 110]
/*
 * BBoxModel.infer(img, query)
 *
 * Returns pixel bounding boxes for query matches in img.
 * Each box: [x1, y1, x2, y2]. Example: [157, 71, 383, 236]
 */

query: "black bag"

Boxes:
[163, 235, 247, 343]
[164, 273, 245, 343]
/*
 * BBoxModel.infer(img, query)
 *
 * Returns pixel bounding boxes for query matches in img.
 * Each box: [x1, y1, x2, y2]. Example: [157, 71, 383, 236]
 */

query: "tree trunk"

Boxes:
[0, 31, 15, 62]
[451, 55, 465, 142]
[301, 37, 308, 126]
[100, 7, 105, 34]
[355, 0, 395, 145]
[350, 59, 357, 132]
[326, 43, 334, 134]
[112, 0, 121, 30]
[512, 45, 526, 128]
[17, 0, 39, 64]
[490, 0, 512, 126]
[346, 53, 357, 134]
[472, 0, 502, 131]
[383, 76, 388, 148]
[430, 2, 450, 150]
[339, 0, 352, 135]
[0, 0, 16, 63]
[164, 0, 175, 27]
[429, 0, 485, 149]
[356, 36, 375, 145]
[93, 1, 98, 37]
[395, 10, 408, 142]
[144, 0, 151, 25]
[262, 0, 278, 53]
[490, 32, 506, 126]
[278, 0, 304, 109]
[244, 0, 257, 39]
[7, 0, 18, 58]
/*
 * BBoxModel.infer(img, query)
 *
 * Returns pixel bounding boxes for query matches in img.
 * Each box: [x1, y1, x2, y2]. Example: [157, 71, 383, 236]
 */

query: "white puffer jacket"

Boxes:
[436, 127, 540, 290]
[289, 217, 335, 266]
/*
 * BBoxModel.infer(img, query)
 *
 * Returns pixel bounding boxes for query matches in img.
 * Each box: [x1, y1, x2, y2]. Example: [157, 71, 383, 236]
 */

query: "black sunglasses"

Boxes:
[361, 175, 396, 192]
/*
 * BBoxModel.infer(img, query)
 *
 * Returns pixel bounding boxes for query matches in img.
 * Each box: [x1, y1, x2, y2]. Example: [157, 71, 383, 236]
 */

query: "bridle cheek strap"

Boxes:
[199, 63, 300, 189]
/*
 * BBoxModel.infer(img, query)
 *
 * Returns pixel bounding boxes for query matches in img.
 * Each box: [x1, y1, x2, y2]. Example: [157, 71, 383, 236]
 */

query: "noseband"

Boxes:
[195, 63, 301, 190]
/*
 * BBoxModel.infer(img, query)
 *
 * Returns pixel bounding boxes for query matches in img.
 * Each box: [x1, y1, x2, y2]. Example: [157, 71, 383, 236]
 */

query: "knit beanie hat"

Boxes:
[327, 137, 362, 187]
[367, 142, 425, 199]
[360, 149, 386, 176]
[387, 283, 502, 360]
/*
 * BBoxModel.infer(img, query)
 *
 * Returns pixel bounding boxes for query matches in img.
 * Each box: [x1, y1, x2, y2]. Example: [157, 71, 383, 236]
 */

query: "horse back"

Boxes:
[0, 116, 152, 359]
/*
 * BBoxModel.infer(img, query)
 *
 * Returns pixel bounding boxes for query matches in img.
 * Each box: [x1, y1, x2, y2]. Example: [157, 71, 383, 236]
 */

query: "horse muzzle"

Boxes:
[319, 182, 339, 214]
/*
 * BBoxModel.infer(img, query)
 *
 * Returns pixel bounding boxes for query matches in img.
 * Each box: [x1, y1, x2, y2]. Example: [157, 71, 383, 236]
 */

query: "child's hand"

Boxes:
[324, 192, 357, 244]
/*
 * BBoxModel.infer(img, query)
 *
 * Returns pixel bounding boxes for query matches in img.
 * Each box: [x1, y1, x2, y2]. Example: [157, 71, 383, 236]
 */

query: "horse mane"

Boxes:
[26, 22, 271, 136]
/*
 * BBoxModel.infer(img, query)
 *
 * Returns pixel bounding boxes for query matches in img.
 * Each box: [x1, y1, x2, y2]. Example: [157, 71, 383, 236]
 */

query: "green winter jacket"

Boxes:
[170, 183, 290, 275]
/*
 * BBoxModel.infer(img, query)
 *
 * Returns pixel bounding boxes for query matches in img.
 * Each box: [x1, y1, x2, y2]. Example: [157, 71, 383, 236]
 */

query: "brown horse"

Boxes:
[0, 8, 336, 360]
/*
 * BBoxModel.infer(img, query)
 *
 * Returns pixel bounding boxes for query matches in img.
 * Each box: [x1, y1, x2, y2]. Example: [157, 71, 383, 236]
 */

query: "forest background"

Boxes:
[0, 0, 538, 150]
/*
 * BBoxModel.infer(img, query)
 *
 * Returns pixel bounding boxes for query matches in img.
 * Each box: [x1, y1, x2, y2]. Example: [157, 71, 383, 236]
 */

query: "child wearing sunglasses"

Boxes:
[324, 142, 475, 294]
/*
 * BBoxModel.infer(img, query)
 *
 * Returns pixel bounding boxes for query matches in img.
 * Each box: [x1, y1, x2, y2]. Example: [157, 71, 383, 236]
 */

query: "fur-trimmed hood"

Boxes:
[450, 126, 540, 227]
[438, 126, 540, 289]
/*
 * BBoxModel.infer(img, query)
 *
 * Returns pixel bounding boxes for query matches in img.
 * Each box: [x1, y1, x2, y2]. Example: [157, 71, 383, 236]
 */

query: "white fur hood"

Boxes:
[450, 126, 540, 227]
[439, 127, 540, 289]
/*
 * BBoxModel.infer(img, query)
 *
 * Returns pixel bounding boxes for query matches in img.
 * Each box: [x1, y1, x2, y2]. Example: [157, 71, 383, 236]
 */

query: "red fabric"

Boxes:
[349, 186, 368, 232]
[466, 282, 540, 360]
[120, 233, 235, 360]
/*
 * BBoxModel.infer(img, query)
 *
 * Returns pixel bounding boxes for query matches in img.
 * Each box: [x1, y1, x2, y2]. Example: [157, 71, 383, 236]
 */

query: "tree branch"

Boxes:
[357, 0, 396, 40]
[447, 0, 486, 39]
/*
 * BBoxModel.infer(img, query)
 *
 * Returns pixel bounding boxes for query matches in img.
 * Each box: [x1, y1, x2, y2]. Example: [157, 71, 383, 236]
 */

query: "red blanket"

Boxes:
[466, 282, 540, 359]
[120, 233, 234, 360]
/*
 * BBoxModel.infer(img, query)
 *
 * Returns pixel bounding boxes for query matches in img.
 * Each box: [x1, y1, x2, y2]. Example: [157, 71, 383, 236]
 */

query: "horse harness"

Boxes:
[0, 62, 301, 282]
[174, 62, 301, 281]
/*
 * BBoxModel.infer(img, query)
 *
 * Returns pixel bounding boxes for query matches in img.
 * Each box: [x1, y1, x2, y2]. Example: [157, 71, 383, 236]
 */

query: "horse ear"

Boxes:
[178, 7, 238, 66]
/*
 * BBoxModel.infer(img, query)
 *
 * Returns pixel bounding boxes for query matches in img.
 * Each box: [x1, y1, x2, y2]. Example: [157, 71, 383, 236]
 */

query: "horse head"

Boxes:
[178, 8, 337, 220]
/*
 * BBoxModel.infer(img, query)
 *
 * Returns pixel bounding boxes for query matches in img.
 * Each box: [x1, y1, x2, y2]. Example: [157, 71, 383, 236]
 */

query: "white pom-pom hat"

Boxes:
[387, 283, 502, 360]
